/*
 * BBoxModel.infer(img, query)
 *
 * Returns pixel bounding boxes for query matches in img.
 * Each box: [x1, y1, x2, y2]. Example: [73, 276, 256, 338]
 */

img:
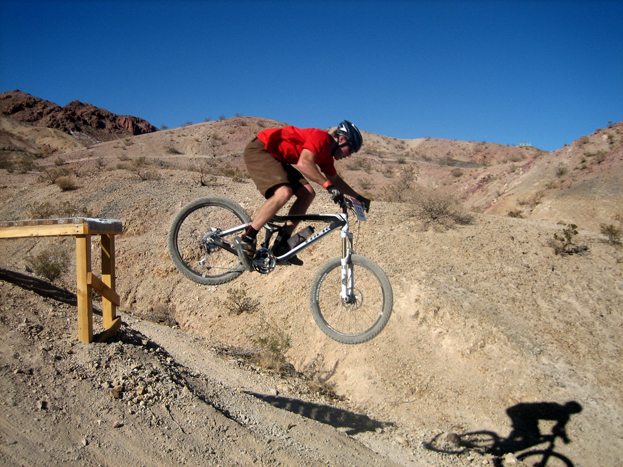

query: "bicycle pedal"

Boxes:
[277, 256, 304, 266]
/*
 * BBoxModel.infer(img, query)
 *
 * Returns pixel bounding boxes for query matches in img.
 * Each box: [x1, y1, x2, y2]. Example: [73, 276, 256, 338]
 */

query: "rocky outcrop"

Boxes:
[0, 90, 158, 142]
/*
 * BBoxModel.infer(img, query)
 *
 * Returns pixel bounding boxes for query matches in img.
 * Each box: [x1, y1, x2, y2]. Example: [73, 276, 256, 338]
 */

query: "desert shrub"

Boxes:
[14, 155, 37, 174]
[252, 313, 292, 374]
[39, 166, 72, 183]
[128, 157, 160, 181]
[359, 178, 373, 190]
[382, 165, 418, 202]
[189, 159, 218, 186]
[549, 223, 588, 255]
[221, 286, 260, 315]
[56, 176, 77, 191]
[38, 144, 56, 158]
[165, 145, 182, 155]
[25, 247, 70, 282]
[508, 209, 524, 218]
[382, 166, 394, 178]
[301, 355, 342, 400]
[345, 157, 373, 173]
[451, 167, 463, 177]
[412, 186, 474, 227]
[145, 303, 177, 327]
[29, 201, 92, 219]
[219, 166, 248, 182]
[600, 224, 622, 245]
[94, 156, 106, 171]
[556, 164, 568, 177]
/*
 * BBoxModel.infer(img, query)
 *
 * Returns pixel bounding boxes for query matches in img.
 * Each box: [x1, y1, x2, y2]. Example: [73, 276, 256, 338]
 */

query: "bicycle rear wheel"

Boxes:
[168, 197, 251, 285]
[310, 255, 393, 344]
[424, 431, 498, 455]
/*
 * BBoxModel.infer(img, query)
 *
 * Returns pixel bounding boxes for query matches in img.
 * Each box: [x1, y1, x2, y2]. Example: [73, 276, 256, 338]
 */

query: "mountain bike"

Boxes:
[167, 196, 393, 344]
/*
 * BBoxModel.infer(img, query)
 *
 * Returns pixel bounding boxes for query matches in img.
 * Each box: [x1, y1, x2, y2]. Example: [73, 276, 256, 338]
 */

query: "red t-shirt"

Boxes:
[256, 126, 337, 177]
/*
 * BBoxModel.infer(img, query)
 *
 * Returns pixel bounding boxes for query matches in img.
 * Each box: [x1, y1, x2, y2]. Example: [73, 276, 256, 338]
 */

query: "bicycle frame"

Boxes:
[215, 206, 357, 301]
[267, 210, 356, 303]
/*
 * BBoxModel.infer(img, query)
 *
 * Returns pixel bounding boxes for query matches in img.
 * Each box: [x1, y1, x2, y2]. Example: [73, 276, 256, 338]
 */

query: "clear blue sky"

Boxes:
[1, 0, 622, 151]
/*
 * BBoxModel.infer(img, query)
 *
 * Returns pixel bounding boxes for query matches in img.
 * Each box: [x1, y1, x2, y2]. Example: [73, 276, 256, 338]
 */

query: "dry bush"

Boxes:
[188, 159, 219, 186]
[29, 200, 92, 219]
[556, 163, 568, 177]
[411, 186, 474, 228]
[128, 157, 160, 181]
[301, 355, 343, 400]
[218, 165, 248, 183]
[221, 285, 259, 315]
[39, 166, 72, 184]
[345, 156, 373, 173]
[165, 145, 182, 155]
[358, 178, 373, 190]
[549, 223, 589, 255]
[144, 303, 177, 327]
[600, 224, 622, 245]
[56, 176, 77, 191]
[382, 165, 418, 202]
[251, 313, 292, 374]
[25, 247, 70, 282]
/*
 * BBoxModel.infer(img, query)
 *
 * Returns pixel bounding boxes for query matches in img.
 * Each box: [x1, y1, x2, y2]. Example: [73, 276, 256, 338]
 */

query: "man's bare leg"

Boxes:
[250, 184, 293, 231]
[284, 184, 315, 235]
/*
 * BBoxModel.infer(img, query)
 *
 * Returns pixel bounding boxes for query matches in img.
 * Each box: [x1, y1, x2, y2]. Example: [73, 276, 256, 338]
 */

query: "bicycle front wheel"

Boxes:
[310, 255, 393, 344]
[517, 450, 573, 467]
[168, 197, 251, 285]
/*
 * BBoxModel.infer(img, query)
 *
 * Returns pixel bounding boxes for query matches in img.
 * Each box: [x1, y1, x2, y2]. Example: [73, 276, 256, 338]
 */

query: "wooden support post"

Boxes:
[100, 234, 116, 329]
[75, 234, 93, 343]
[1, 217, 123, 343]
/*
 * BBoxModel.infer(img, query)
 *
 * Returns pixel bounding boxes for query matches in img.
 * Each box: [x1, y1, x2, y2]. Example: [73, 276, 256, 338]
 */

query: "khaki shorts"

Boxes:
[243, 137, 309, 199]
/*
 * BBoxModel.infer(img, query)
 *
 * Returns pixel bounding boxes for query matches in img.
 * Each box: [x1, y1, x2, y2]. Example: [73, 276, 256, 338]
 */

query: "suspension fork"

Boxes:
[340, 226, 355, 302]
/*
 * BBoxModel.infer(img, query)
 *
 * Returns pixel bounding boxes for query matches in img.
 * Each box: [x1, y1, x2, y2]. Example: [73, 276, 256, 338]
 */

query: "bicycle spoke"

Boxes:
[311, 256, 391, 343]
[168, 198, 250, 285]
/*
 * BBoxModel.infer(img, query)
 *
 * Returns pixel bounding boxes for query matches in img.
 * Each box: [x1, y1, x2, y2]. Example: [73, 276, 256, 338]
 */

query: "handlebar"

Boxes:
[340, 196, 354, 210]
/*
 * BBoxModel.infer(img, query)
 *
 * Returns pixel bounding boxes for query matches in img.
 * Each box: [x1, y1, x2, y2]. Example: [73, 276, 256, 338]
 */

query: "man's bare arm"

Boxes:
[296, 149, 328, 186]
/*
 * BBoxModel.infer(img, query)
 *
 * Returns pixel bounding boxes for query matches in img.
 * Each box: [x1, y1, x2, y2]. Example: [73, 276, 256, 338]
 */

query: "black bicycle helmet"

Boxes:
[336, 120, 363, 153]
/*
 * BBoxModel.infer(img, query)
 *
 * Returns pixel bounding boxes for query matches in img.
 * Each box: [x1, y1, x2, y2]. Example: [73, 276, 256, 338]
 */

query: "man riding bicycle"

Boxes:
[234, 120, 370, 266]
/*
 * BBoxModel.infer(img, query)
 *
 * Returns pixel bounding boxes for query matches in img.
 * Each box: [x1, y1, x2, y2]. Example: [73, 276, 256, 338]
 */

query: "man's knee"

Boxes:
[271, 184, 294, 203]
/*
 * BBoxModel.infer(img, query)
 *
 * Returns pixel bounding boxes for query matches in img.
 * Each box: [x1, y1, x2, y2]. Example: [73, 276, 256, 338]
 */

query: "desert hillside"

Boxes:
[0, 99, 622, 466]
[0, 90, 158, 143]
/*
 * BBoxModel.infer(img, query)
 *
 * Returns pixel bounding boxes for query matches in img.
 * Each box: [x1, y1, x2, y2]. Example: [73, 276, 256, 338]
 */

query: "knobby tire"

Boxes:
[310, 255, 393, 344]
[168, 197, 251, 285]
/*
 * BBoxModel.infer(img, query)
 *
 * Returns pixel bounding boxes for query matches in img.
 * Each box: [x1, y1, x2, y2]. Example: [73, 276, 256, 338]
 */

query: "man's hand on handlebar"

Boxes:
[356, 194, 371, 213]
[326, 184, 344, 205]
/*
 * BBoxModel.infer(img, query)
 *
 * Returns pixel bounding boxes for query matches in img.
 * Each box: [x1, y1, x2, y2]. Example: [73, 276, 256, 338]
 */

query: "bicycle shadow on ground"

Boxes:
[425, 400, 583, 466]
[246, 391, 394, 435]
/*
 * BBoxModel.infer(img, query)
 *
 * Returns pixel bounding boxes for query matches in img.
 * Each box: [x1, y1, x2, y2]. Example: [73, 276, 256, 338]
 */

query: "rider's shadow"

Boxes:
[501, 400, 583, 454]
[425, 400, 583, 466]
